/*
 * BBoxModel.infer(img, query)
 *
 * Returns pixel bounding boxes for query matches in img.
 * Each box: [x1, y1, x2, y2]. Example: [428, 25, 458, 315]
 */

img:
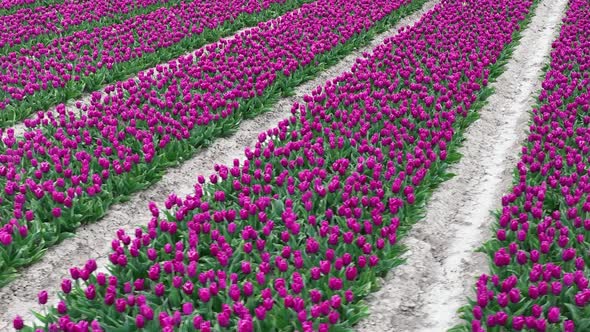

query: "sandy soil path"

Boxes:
[355, 0, 568, 331]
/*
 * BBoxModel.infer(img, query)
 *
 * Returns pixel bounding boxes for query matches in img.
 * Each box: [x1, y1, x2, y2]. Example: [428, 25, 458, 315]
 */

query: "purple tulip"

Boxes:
[217, 312, 230, 327]
[115, 298, 126, 313]
[13, 315, 24, 330]
[548, 307, 560, 323]
[85, 284, 96, 300]
[512, 316, 525, 330]
[135, 314, 145, 329]
[57, 301, 67, 314]
[564, 320, 575, 332]
[198, 288, 211, 303]
[328, 277, 343, 291]
[37, 290, 48, 304]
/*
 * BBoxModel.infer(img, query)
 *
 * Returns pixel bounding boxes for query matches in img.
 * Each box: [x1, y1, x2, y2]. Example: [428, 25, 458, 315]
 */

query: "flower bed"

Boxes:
[0, 0, 184, 52]
[0, 0, 427, 287]
[454, 0, 590, 331]
[0, 0, 61, 13]
[10, 0, 538, 330]
[0, 0, 314, 127]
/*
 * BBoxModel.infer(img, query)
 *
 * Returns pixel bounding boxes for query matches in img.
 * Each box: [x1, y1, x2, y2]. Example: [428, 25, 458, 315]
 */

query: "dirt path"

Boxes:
[0, 0, 439, 330]
[355, 0, 568, 331]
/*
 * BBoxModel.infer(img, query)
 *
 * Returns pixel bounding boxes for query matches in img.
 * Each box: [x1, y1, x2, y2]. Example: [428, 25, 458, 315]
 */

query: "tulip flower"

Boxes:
[13, 315, 24, 330]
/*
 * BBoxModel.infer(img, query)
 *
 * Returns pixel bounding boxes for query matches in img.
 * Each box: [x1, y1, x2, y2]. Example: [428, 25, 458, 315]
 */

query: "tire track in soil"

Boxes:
[355, 0, 569, 331]
[0, 0, 439, 329]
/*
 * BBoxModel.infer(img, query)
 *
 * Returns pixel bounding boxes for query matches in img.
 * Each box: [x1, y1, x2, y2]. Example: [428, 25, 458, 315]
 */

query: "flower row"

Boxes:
[0, 0, 311, 126]
[0, 0, 55, 11]
[0, 0, 180, 52]
[455, 0, 590, 331]
[11, 0, 537, 330]
[0, 0, 426, 286]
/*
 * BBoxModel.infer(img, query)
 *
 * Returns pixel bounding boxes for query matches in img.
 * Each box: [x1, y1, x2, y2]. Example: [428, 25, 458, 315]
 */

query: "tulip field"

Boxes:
[455, 0, 590, 330]
[0, 0, 587, 330]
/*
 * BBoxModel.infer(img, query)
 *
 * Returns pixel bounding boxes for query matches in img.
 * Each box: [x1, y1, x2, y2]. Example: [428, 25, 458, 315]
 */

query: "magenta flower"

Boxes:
[328, 277, 343, 291]
[57, 301, 67, 314]
[198, 288, 211, 303]
[85, 285, 96, 300]
[564, 320, 575, 332]
[51, 207, 62, 218]
[182, 281, 194, 295]
[217, 312, 230, 327]
[241, 261, 251, 275]
[548, 307, 561, 323]
[0, 232, 12, 245]
[37, 290, 48, 305]
[115, 298, 126, 313]
[13, 315, 24, 330]
[135, 315, 145, 329]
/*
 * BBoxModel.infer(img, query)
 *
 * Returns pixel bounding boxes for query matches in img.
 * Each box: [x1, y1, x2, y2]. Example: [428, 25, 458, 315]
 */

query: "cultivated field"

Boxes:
[0, 0, 587, 331]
